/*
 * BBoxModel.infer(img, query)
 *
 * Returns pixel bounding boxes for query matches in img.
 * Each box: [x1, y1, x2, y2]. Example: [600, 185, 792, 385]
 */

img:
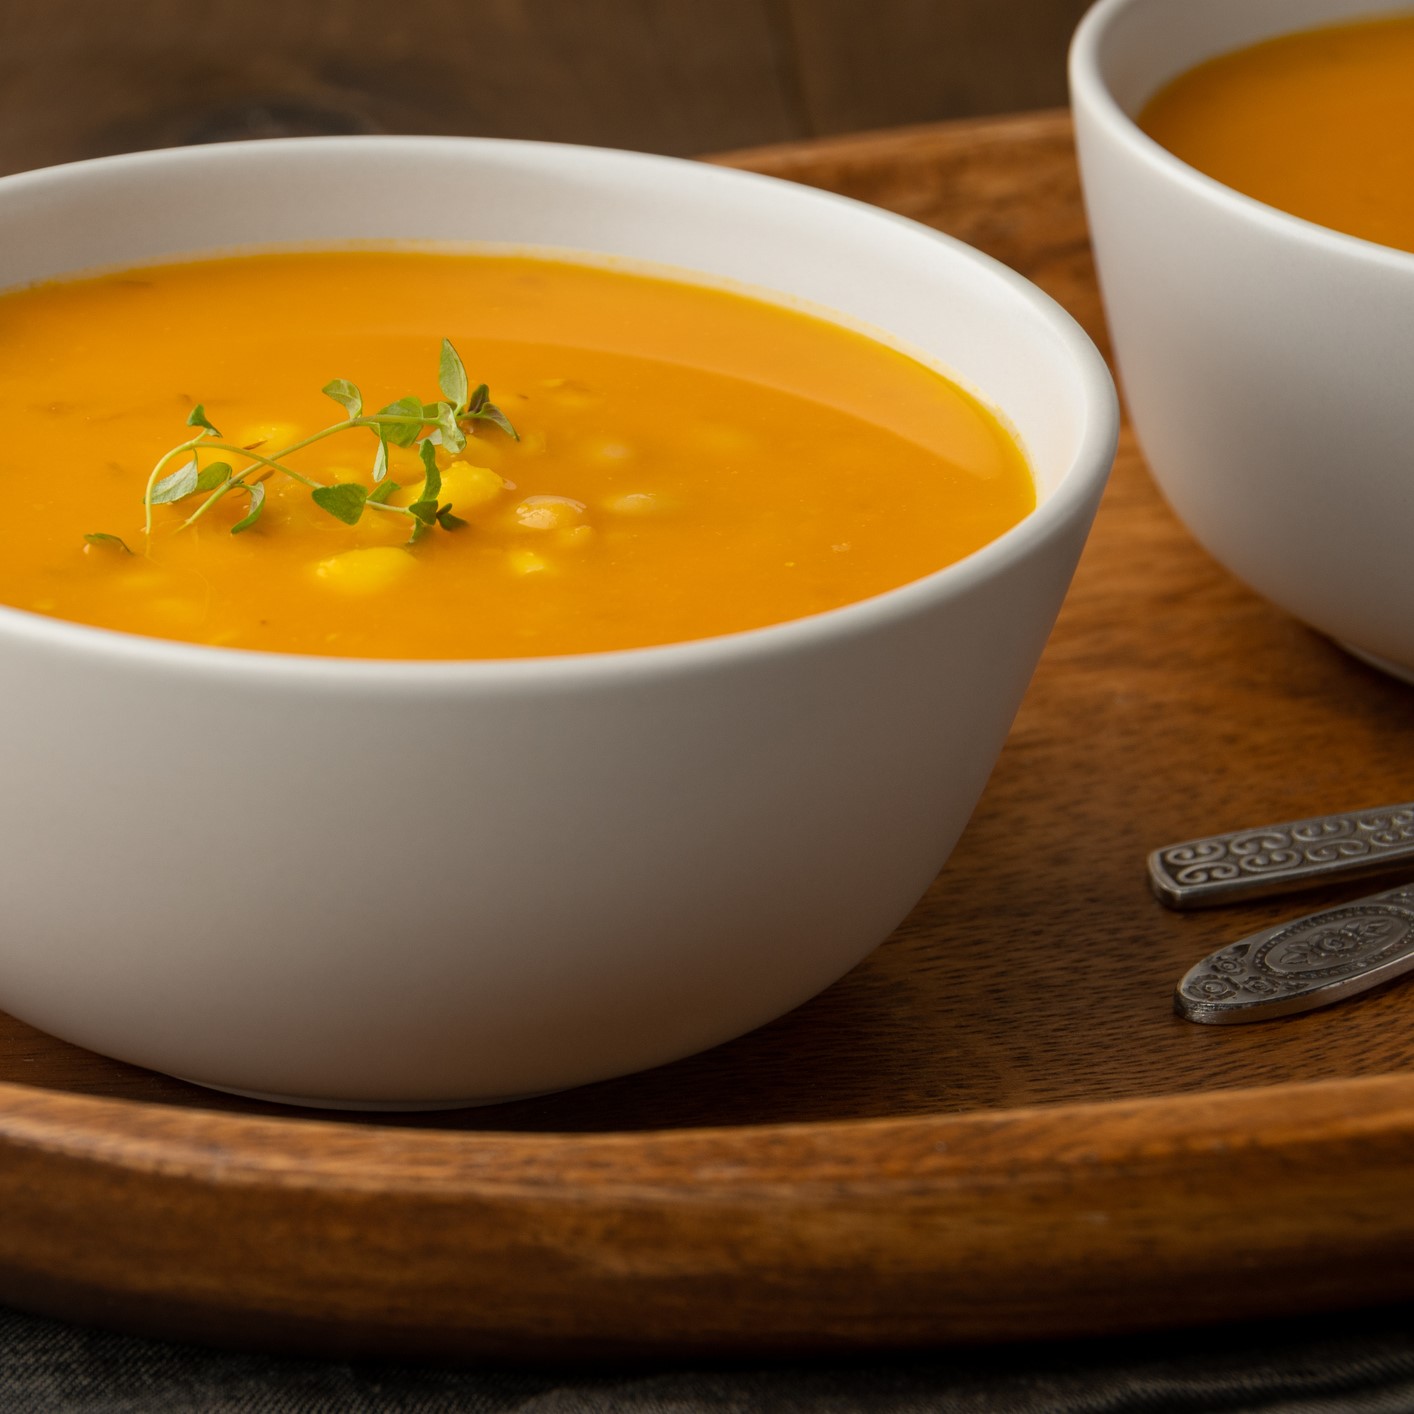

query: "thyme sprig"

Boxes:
[91, 340, 516, 550]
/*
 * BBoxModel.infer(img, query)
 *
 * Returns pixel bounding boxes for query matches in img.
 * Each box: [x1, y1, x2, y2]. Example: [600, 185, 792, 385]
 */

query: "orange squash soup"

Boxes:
[1140, 12, 1414, 254]
[0, 250, 1032, 658]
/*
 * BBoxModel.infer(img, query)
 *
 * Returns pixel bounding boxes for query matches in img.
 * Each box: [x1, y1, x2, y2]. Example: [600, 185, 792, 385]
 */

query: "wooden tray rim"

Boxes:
[9, 1068, 1414, 1358]
[10, 1070, 1414, 1187]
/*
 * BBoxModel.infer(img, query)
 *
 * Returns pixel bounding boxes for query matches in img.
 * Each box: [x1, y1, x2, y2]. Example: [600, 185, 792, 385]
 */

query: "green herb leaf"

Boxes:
[85, 532, 133, 554]
[311, 482, 370, 526]
[150, 457, 200, 505]
[434, 401, 466, 454]
[477, 403, 519, 440]
[186, 404, 221, 436]
[439, 338, 469, 412]
[153, 456, 234, 505]
[418, 440, 442, 503]
[196, 461, 233, 492]
[322, 378, 363, 419]
[230, 481, 266, 535]
[144, 342, 513, 548]
[465, 383, 518, 441]
[375, 395, 425, 448]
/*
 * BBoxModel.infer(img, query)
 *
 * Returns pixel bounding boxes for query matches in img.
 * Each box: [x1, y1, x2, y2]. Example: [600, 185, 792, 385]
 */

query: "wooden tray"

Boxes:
[3, 110, 1413, 1361]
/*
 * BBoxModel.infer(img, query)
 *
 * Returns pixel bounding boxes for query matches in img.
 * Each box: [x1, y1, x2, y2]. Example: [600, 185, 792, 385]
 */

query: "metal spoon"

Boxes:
[1175, 882, 1414, 1024]
[1150, 802, 1414, 909]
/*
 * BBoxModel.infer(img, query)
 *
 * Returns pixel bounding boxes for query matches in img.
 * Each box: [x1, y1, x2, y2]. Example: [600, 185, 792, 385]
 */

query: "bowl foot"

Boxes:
[176, 1077, 550, 1112]
[1337, 641, 1414, 687]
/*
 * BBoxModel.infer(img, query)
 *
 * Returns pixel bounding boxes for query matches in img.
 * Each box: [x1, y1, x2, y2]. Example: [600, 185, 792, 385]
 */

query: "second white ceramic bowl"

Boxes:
[1071, 0, 1414, 681]
[0, 137, 1115, 1108]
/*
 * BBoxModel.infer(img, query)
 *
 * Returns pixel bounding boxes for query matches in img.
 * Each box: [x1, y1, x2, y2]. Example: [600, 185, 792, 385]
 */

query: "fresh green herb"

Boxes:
[196, 462, 234, 493]
[131, 340, 516, 544]
[310, 482, 370, 526]
[230, 481, 266, 535]
[466, 382, 519, 441]
[149, 457, 201, 506]
[186, 404, 221, 435]
[321, 379, 363, 419]
[418, 440, 442, 503]
[375, 395, 426, 449]
[438, 338, 469, 411]
[84, 532, 133, 554]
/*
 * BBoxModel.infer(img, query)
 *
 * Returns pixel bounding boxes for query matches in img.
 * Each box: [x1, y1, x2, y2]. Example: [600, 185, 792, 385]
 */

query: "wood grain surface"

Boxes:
[1, 109, 1412, 1358]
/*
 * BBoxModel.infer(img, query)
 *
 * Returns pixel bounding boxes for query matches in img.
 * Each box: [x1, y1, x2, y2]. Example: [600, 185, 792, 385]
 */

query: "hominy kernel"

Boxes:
[314, 546, 415, 594]
[514, 495, 585, 531]
[438, 462, 504, 513]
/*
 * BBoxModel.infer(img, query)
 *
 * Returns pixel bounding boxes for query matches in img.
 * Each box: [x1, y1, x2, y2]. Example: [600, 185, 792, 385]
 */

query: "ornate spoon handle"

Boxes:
[1175, 882, 1414, 1024]
[1149, 803, 1414, 909]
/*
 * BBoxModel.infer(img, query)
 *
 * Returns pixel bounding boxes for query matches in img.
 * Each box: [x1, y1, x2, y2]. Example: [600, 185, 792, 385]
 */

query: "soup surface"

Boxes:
[1139, 12, 1414, 254]
[0, 250, 1032, 659]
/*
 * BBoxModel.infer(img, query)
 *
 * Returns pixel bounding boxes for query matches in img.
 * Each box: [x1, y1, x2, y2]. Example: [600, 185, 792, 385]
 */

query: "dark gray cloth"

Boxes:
[1, 1302, 1411, 1413]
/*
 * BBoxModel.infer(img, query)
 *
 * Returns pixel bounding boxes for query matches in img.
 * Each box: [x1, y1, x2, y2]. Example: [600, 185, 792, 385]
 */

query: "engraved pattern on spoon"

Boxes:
[1175, 885, 1414, 1024]
[1149, 804, 1414, 909]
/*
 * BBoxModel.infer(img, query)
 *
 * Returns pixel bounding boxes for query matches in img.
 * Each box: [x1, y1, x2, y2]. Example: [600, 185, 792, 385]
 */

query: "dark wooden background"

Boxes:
[0, 0, 1090, 175]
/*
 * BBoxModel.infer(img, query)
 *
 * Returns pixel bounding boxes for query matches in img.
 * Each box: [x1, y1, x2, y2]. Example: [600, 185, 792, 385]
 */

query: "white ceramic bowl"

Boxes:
[0, 137, 1116, 1108]
[1071, 0, 1414, 681]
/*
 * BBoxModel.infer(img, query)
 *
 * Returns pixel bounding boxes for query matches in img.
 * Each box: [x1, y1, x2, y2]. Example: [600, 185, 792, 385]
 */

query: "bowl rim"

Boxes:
[0, 133, 1117, 690]
[1069, 0, 1414, 279]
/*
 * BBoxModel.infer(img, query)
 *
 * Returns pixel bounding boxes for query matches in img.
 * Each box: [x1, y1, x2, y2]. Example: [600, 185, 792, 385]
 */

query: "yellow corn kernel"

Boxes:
[557, 525, 595, 550]
[514, 495, 585, 531]
[439, 461, 504, 512]
[389, 461, 502, 513]
[314, 546, 415, 594]
[602, 491, 662, 516]
[506, 548, 550, 576]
